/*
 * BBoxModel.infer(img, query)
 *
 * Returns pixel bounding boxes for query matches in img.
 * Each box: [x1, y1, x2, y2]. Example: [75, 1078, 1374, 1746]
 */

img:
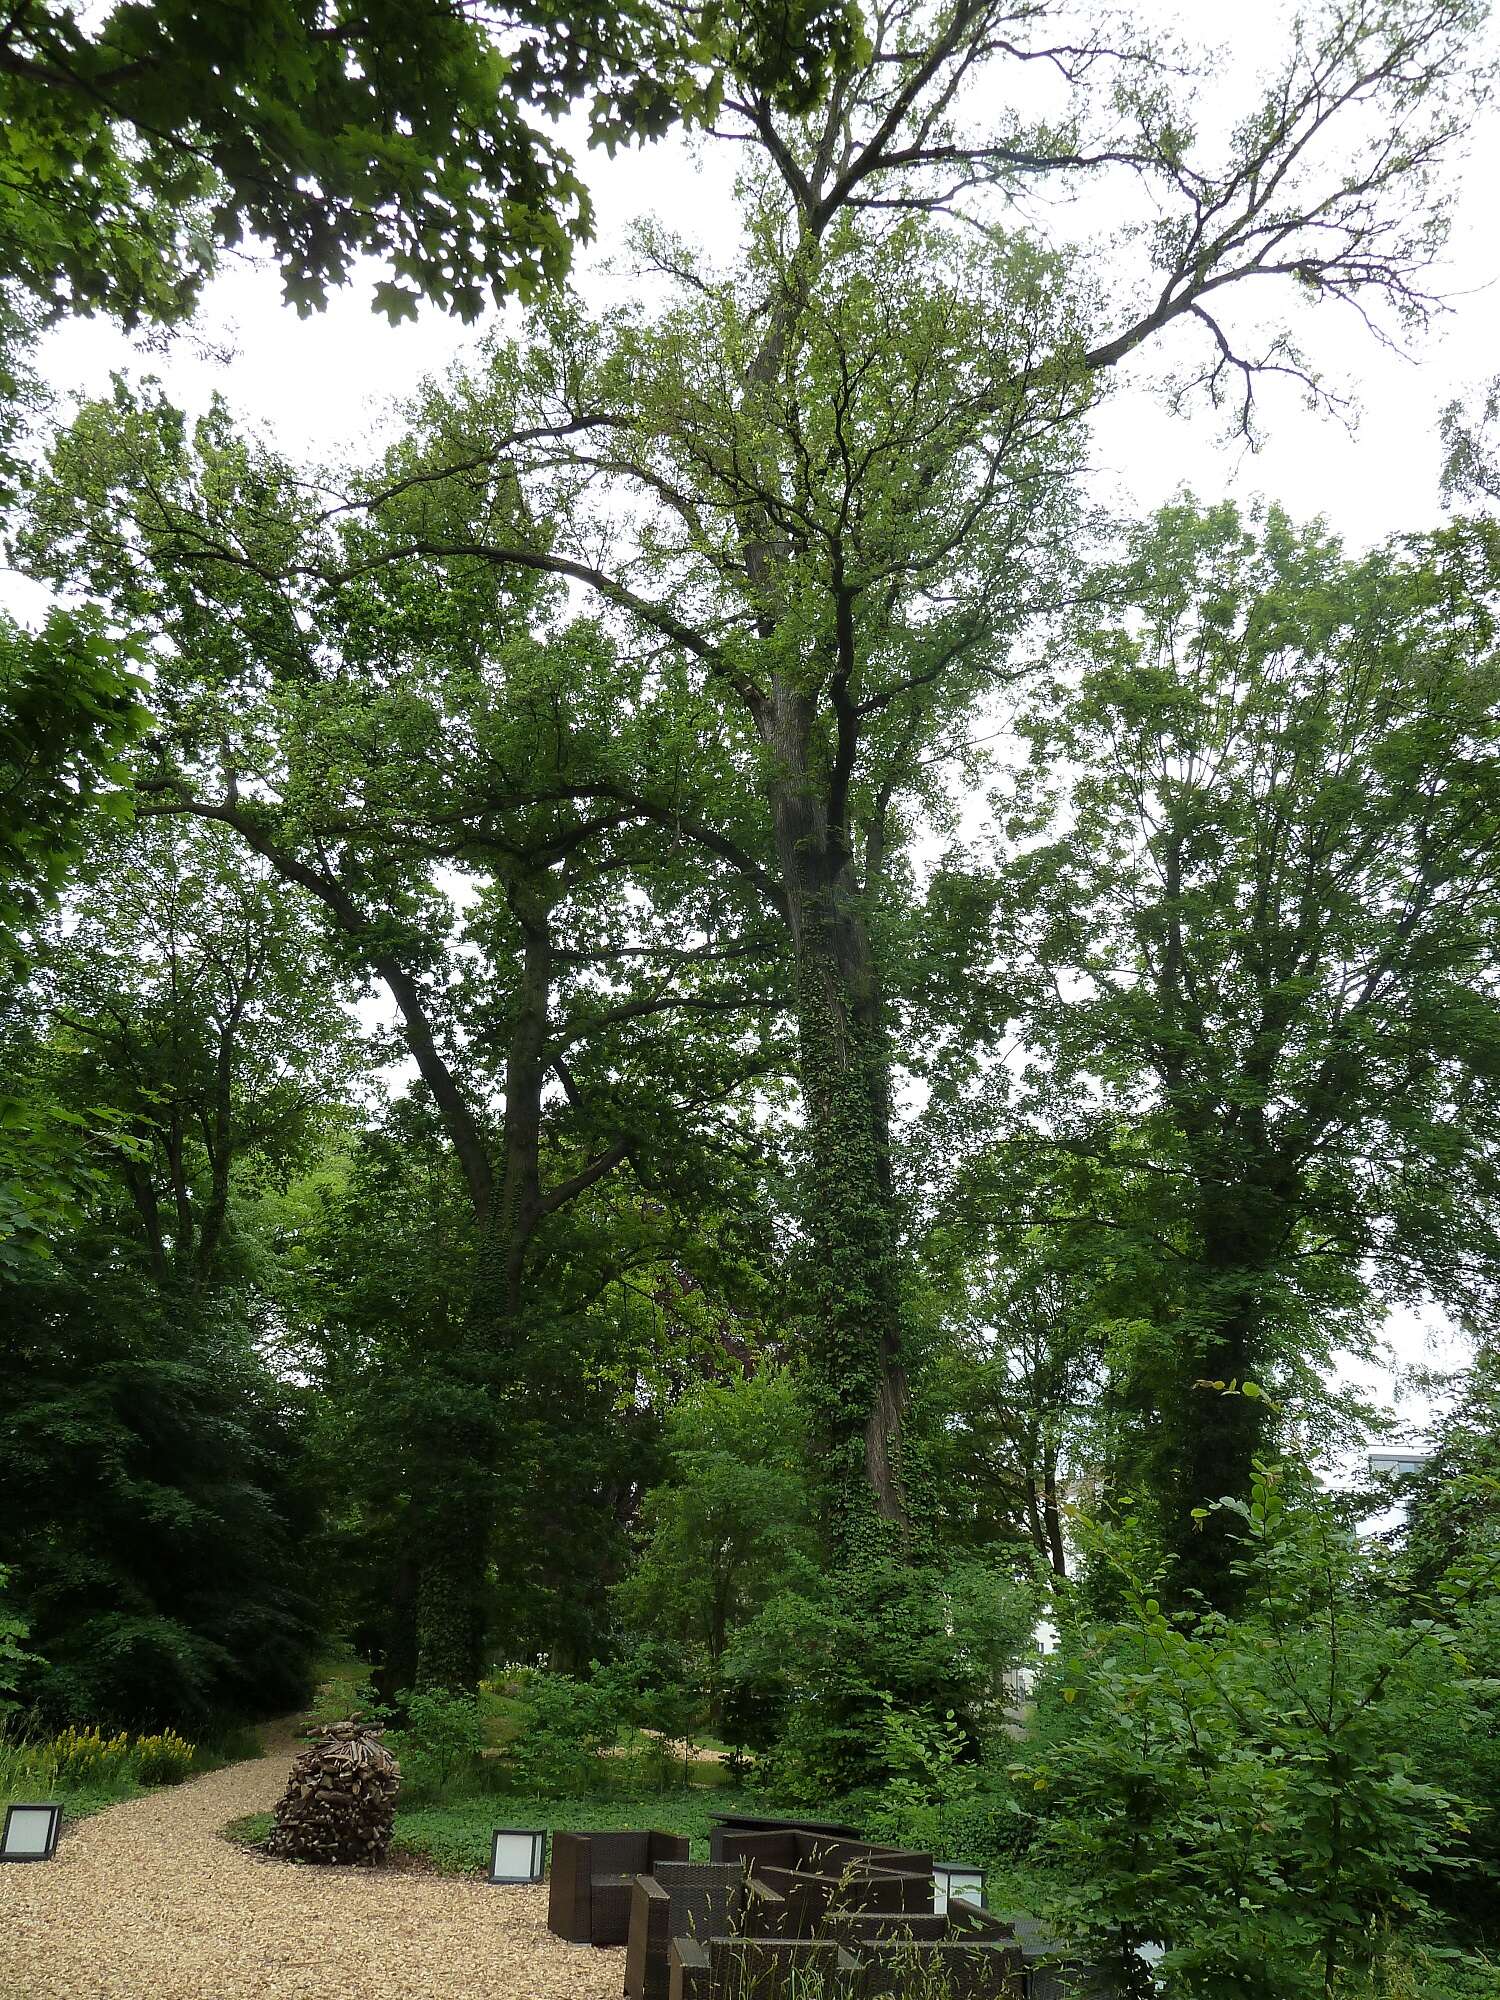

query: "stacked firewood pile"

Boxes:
[265, 1720, 401, 1866]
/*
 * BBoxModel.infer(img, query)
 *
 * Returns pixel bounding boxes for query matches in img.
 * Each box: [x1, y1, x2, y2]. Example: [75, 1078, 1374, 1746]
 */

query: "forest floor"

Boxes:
[0, 1719, 622, 1999]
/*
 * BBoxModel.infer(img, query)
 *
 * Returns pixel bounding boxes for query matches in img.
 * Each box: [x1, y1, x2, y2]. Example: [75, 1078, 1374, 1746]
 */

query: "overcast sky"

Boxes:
[19, 1, 1498, 1446]
[26, 3, 1500, 555]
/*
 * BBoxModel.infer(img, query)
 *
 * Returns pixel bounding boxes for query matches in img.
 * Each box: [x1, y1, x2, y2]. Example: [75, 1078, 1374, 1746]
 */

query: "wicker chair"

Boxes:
[714, 1829, 932, 1884]
[825, 1911, 953, 1943]
[669, 1934, 865, 2000]
[707, 1813, 860, 1858]
[756, 1863, 934, 1937]
[546, 1830, 689, 1946]
[989, 1913, 1115, 2000]
[625, 1861, 760, 2000]
[855, 1936, 1026, 2000]
[823, 1906, 1014, 1946]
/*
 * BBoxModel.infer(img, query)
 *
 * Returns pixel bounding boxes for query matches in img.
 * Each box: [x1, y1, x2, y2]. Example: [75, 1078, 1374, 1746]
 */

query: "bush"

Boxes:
[0, 1564, 42, 1719]
[597, 1645, 707, 1791]
[1019, 1460, 1496, 2000]
[50, 1724, 138, 1790]
[388, 1685, 485, 1799]
[132, 1729, 195, 1785]
[504, 1670, 622, 1793]
[853, 1693, 1035, 1877]
[727, 1552, 1036, 1795]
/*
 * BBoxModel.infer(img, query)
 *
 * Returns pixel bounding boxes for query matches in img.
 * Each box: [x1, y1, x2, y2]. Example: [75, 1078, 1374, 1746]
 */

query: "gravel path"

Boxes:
[0, 1723, 623, 1999]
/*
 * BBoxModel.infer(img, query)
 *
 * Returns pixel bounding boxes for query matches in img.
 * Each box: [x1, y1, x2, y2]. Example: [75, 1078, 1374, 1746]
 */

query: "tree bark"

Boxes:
[1165, 1181, 1285, 1609]
[1041, 1451, 1067, 1581]
[756, 684, 910, 1548]
[412, 892, 557, 1692]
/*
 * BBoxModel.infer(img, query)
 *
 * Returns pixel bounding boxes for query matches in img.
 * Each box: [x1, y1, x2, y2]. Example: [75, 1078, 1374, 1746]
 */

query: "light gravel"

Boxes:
[0, 1723, 623, 2000]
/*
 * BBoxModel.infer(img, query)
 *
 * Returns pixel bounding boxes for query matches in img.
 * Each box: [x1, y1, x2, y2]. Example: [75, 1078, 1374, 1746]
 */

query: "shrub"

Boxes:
[597, 1645, 707, 1791]
[388, 1685, 485, 1799]
[729, 1553, 1035, 1795]
[0, 1565, 42, 1719]
[132, 1729, 195, 1785]
[50, 1724, 137, 1790]
[1019, 1460, 1496, 2000]
[857, 1695, 1034, 1874]
[504, 1670, 622, 1793]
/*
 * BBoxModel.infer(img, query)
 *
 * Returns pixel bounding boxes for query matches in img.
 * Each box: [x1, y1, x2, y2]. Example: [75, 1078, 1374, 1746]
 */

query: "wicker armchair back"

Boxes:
[825, 1906, 1013, 1947]
[804, 1838, 933, 1879]
[757, 1864, 930, 1937]
[625, 1861, 749, 2000]
[856, 1937, 1025, 2000]
[707, 1935, 865, 1999]
[707, 1811, 860, 1855]
[547, 1829, 690, 1946]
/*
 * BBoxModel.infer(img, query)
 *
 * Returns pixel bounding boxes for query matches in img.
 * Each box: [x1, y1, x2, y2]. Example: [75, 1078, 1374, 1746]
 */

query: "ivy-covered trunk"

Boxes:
[1166, 1184, 1285, 1608]
[412, 1459, 495, 1691]
[758, 682, 911, 1555]
[412, 894, 554, 1690]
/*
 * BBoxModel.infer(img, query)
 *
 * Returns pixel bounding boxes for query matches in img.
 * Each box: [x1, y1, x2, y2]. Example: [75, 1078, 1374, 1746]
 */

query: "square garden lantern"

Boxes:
[489, 1828, 547, 1884]
[1, 1803, 62, 1862]
[933, 1860, 986, 1913]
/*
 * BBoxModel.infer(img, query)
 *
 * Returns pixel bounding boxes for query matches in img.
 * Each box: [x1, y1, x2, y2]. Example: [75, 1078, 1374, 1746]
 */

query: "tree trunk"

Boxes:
[413, 1500, 493, 1691]
[1166, 1188, 1282, 1609]
[1041, 1451, 1067, 1580]
[758, 687, 910, 1552]
[412, 892, 555, 1690]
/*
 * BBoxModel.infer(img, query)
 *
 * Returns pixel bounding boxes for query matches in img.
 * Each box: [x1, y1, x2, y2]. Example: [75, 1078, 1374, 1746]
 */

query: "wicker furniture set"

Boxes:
[549, 1830, 692, 1948]
[546, 1813, 1031, 1999]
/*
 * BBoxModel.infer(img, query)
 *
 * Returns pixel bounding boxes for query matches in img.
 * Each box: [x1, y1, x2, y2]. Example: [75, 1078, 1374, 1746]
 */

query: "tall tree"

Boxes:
[25, 384, 792, 1685]
[0, 0, 860, 935]
[973, 500, 1500, 1600]
[261, 0, 1486, 1562]
[29, 818, 355, 1287]
[0, 817, 346, 1725]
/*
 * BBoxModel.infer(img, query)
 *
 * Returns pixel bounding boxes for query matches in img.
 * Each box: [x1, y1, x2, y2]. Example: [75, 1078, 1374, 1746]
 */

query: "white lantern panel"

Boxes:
[489, 1828, 544, 1881]
[2, 1805, 60, 1859]
[933, 1861, 985, 1914]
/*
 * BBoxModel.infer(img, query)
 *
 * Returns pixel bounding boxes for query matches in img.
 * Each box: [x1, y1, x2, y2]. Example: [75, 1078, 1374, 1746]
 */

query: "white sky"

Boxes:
[18, 1, 1499, 1448]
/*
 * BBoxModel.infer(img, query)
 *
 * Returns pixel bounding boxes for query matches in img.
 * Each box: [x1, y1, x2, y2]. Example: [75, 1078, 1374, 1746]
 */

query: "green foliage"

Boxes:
[0, 608, 147, 959]
[614, 1371, 815, 1675]
[0, 1564, 43, 1717]
[0, 0, 857, 331]
[0, 1721, 199, 1809]
[595, 1643, 709, 1789]
[1394, 1387, 1500, 1928]
[729, 1554, 1037, 1795]
[49, 1723, 140, 1788]
[222, 1810, 274, 1850]
[963, 500, 1500, 1597]
[388, 1686, 486, 1800]
[129, 1729, 197, 1784]
[853, 1695, 1044, 1875]
[1, 1261, 322, 1730]
[502, 1670, 625, 1794]
[1020, 1461, 1498, 1998]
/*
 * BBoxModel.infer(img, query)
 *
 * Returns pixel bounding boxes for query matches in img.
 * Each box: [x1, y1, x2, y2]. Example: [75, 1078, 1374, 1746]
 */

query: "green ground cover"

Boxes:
[1, 1724, 262, 1825]
[224, 1785, 770, 1876]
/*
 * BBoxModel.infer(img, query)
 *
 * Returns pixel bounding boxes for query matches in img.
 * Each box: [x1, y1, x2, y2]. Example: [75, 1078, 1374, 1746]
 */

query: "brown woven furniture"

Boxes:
[713, 1828, 932, 1884]
[856, 1936, 1026, 1999]
[992, 1913, 1114, 2000]
[757, 1863, 933, 1937]
[707, 1812, 860, 1857]
[826, 1905, 1014, 1947]
[546, 1830, 690, 1946]
[625, 1861, 761, 2000]
[669, 1935, 866, 2000]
